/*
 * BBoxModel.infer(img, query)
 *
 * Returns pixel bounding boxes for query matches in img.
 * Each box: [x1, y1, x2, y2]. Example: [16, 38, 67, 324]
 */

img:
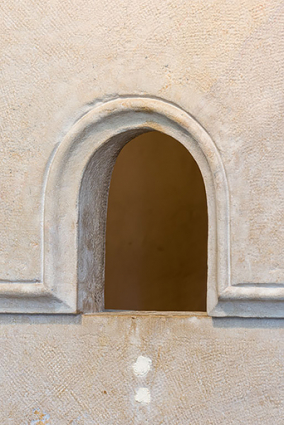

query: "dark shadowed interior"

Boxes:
[104, 131, 208, 311]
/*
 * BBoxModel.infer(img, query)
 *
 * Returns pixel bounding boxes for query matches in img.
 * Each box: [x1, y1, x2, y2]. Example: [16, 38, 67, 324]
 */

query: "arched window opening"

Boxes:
[105, 131, 208, 312]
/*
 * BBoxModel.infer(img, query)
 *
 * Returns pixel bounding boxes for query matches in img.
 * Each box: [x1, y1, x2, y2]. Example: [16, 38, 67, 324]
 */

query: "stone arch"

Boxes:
[43, 97, 230, 314]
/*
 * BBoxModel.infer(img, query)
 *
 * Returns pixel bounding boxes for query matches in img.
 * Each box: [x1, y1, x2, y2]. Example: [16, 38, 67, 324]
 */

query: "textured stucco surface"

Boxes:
[1, 314, 284, 424]
[1, 1, 284, 421]
[1, 0, 284, 285]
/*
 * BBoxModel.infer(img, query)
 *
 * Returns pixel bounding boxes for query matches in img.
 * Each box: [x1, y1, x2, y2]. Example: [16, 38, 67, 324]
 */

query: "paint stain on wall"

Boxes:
[132, 355, 152, 377]
[30, 410, 50, 425]
[134, 387, 151, 405]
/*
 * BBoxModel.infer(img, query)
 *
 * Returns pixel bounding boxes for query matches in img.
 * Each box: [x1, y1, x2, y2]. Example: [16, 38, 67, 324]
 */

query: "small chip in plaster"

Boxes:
[132, 355, 152, 377]
[31, 410, 50, 425]
[134, 387, 151, 404]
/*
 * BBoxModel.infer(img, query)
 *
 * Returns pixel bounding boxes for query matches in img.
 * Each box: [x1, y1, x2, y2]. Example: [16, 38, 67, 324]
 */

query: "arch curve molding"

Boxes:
[45, 97, 230, 315]
[0, 97, 233, 315]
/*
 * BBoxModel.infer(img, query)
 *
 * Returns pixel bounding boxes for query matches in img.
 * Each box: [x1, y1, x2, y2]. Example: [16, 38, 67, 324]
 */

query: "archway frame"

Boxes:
[44, 96, 230, 315]
[0, 97, 235, 315]
[1, 97, 284, 315]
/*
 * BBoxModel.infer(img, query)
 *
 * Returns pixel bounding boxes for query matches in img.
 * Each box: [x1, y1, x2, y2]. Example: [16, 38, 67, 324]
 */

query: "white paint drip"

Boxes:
[132, 355, 152, 377]
[134, 387, 151, 404]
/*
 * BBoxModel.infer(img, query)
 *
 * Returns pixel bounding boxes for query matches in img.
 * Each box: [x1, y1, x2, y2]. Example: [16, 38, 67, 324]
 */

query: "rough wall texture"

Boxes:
[1, 0, 284, 285]
[1, 314, 284, 424]
[1, 0, 284, 422]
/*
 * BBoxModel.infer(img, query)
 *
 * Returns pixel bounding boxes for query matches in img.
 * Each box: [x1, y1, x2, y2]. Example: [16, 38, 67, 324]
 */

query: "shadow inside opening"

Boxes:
[104, 131, 208, 312]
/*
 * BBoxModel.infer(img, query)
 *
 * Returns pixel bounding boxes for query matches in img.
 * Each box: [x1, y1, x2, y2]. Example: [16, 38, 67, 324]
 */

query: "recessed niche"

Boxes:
[104, 131, 208, 311]
[5, 97, 235, 315]
[6, 96, 281, 316]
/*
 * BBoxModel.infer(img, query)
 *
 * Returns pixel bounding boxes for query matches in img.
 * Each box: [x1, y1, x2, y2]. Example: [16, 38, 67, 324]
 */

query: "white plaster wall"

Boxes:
[1, 314, 284, 424]
[1, 0, 284, 285]
[1, 1, 284, 421]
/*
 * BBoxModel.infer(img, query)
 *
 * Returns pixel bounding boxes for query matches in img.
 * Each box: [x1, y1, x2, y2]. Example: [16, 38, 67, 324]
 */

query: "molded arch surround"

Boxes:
[2, 97, 284, 316]
[44, 97, 230, 314]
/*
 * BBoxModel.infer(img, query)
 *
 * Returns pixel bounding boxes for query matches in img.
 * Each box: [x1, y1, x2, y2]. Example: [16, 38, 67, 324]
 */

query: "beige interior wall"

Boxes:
[2, 314, 284, 424]
[1, 1, 284, 422]
[105, 131, 207, 311]
[1, 0, 283, 288]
